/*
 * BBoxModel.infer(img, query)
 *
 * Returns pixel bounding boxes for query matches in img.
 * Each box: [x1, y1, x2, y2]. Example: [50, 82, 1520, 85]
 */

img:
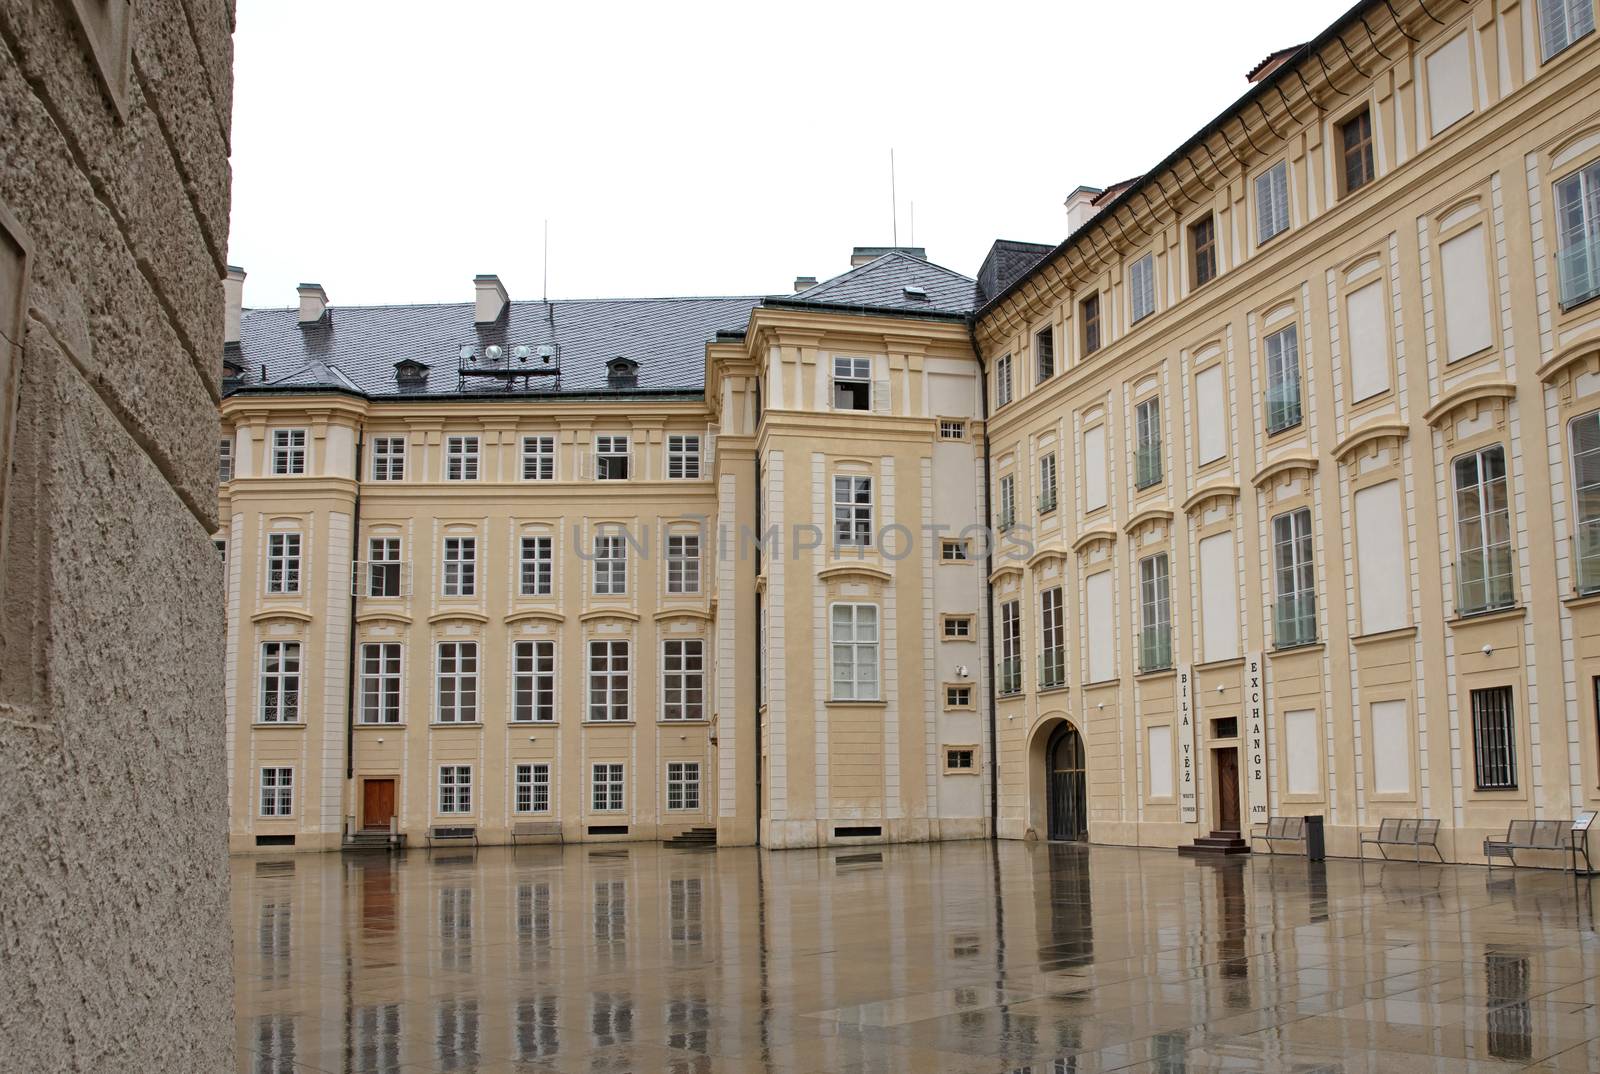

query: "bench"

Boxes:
[1484, 818, 1592, 873]
[511, 820, 563, 846]
[1358, 818, 1443, 864]
[1249, 816, 1308, 855]
[427, 825, 478, 848]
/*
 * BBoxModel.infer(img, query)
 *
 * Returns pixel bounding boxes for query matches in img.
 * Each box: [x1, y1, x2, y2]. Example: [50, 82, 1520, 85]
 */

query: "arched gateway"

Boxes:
[1045, 722, 1088, 842]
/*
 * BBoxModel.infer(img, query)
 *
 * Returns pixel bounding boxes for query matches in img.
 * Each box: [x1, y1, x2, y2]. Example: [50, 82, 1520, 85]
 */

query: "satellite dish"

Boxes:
[459, 345, 473, 361]
[485, 344, 503, 361]
[513, 345, 531, 362]
[537, 344, 553, 360]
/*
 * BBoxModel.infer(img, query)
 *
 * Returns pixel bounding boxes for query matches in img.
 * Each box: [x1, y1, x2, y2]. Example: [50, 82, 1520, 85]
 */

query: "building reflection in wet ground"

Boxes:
[234, 840, 1600, 1073]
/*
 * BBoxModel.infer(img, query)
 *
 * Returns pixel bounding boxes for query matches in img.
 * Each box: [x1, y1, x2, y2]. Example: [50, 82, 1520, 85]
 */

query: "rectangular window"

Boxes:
[438, 765, 473, 814]
[1340, 108, 1375, 194]
[588, 640, 630, 721]
[360, 643, 401, 724]
[1346, 280, 1390, 401]
[1574, 413, 1600, 594]
[266, 532, 301, 594]
[1256, 161, 1290, 243]
[520, 535, 553, 596]
[515, 763, 551, 813]
[595, 435, 630, 480]
[1540, 0, 1596, 60]
[663, 639, 705, 721]
[1354, 480, 1408, 634]
[945, 749, 975, 771]
[1086, 571, 1114, 681]
[218, 438, 233, 483]
[666, 762, 701, 810]
[1470, 686, 1518, 790]
[521, 435, 555, 481]
[995, 353, 1013, 407]
[666, 534, 701, 594]
[1040, 587, 1065, 689]
[667, 435, 701, 479]
[445, 436, 479, 481]
[942, 615, 972, 639]
[1134, 397, 1162, 489]
[513, 641, 556, 723]
[1453, 445, 1516, 614]
[1129, 253, 1155, 323]
[1039, 453, 1058, 513]
[998, 473, 1016, 530]
[272, 429, 307, 475]
[1139, 553, 1173, 671]
[442, 537, 476, 597]
[829, 603, 880, 701]
[1264, 324, 1302, 434]
[592, 533, 627, 595]
[833, 475, 873, 547]
[938, 419, 966, 440]
[592, 763, 625, 811]
[833, 356, 872, 410]
[1199, 531, 1239, 663]
[371, 436, 406, 481]
[436, 642, 478, 723]
[1083, 425, 1107, 510]
[260, 642, 300, 723]
[1426, 32, 1473, 136]
[260, 767, 293, 817]
[945, 685, 972, 709]
[1440, 225, 1494, 360]
[1148, 726, 1174, 797]
[1081, 294, 1101, 355]
[1272, 507, 1317, 647]
[1554, 160, 1600, 310]
[998, 599, 1021, 695]
[1036, 326, 1055, 382]
[940, 539, 969, 562]
[1190, 214, 1217, 288]
[366, 536, 402, 597]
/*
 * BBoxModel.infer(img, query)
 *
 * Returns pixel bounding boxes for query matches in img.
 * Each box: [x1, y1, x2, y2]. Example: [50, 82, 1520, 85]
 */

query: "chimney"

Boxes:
[223, 265, 246, 345]
[1247, 46, 1303, 84]
[793, 276, 817, 292]
[1064, 186, 1104, 235]
[297, 282, 329, 325]
[474, 274, 509, 324]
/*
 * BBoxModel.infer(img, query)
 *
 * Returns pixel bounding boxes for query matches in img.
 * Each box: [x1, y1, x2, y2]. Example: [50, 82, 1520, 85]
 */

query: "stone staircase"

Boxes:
[664, 827, 718, 849]
[1177, 830, 1250, 856]
[343, 829, 401, 853]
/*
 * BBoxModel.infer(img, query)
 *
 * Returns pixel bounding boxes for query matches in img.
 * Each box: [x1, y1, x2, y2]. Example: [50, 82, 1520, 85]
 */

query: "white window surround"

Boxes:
[588, 640, 631, 721]
[832, 356, 872, 411]
[271, 428, 307, 475]
[436, 642, 478, 723]
[591, 762, 625, 811]
[1129, 253, 1155, 323]
[438, 765, 473, 814]
[266, 531, 302, 595]
[512, 640, 556, 723]
[995, 353, 1014, 407]
[662, 638, 705, 721]
[594, 435, 631, 480]
[1272, 507, 1317, 647]
[259, 767, 294, 817]
[1573, 412, 1600, 594]
[441, 536, 476, 597]
[667, 434, 701, 479]
[515, 762, 551, 813]
[1256, 161, 1290, 244]
[371, 436, 405, 481]
[592, 533, 627, 595]
[998, 598, 1022, 695]
[666, 761, 701, 811]
[520, 535, 554, 596]
[1540, 0, 1596, 61]
[666, 533, 701, 595]
[1264, 324, 1302, 434]
[445, 435, 480, 481]
[829, 602, 880, 701]
[521, 435, 555, 481]
[833, 474, 873, 547]
[1453, 444, 1515, 614]
[359, 642, 401, 724]
[1554, 160, 1600, 311]
[260, 641, 300, 723]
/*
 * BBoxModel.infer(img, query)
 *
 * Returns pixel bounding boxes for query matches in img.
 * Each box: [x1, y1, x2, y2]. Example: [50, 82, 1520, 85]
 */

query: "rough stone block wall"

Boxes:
[0, 1, 234, 1070]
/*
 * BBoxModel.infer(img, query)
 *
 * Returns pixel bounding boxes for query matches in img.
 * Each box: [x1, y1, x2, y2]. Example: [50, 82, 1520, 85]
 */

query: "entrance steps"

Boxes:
[343, 830, 401, 853]
[1178, 830, 1250, 856]
[664, 827, 718, 849]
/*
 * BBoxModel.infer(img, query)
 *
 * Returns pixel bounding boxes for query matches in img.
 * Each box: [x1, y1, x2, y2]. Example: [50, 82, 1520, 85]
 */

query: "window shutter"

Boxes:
[872, 379, 890, 413]
[704, 427, 718, 471]
[578, 451, 592, 480]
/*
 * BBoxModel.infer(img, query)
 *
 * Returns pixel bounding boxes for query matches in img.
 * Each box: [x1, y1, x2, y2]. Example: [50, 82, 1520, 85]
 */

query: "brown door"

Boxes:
[363, 779, 396, 830]
[1214, 750, 1241, 833]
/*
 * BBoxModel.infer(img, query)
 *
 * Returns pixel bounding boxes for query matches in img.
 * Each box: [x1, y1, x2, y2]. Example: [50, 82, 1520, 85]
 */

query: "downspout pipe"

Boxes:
[968, 324, 1000, 841]
[344, 430, 364, 787]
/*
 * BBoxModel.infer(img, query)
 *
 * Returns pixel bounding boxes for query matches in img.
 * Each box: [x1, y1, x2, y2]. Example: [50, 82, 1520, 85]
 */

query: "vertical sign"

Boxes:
[1177, 664, 1198, 825]
[1245, 651, 1269, 825]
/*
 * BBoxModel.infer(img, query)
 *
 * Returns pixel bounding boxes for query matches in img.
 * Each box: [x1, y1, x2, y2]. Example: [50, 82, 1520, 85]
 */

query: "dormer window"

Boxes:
[394, 359, 429, 389]
[606, 356, 639, 389]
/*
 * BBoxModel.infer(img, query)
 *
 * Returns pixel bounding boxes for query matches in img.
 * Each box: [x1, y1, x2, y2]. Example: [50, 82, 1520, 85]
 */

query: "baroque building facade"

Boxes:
[224, 0, 1600, 863]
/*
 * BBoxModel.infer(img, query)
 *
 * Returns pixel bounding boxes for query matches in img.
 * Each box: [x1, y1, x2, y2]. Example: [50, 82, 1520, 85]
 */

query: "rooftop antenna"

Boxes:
[890, 149, 898, 246]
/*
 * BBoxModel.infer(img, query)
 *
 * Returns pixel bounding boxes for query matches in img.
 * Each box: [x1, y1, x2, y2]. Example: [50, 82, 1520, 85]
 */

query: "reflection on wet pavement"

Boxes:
[234, 841, 1600, 1072]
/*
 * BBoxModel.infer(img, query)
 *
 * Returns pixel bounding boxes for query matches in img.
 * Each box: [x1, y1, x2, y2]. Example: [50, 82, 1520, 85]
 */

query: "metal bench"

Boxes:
[1249, 815, 1308, 855]
[1484, 818, 1592, 873]
[510, 820, 563, 846]
[427, 825, 478, 848]
[1358, 818, 1443, 864]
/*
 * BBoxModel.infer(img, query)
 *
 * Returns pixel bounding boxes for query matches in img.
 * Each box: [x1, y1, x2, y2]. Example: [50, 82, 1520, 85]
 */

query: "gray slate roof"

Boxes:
[779, 252, 976, 316]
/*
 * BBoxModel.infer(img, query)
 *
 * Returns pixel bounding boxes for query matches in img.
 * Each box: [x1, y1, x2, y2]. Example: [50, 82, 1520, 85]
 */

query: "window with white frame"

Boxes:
[1129, 253, 1155, 323]
[218, 438, 233, 482]
[436, 642, 478, 723]
[945, 748, 975, 771]
[666, 533, 700, 594]
[271, 429, 307, 475]
[1272, 507, 1317, 647]
[521, 435, 555, 480]
[995, 352, 1014, 407]
[667, 435, 701, 479]
[833, 475, 873, 547]
[1264, 324, 1302, 434]
[513, 640, 556, 723]
[588, 640, 630, 721]
[1256, 161, 1290, 243]
[260, 767, 293, 817]
[1135, 397, 1163, 488]
[592, 763, 625, 811]
[942, 615, 972, 639]
[515, 763, 551, 813]
[445, 436, 479, 481]
[592, 533, 627, 595]
[260, 641, 300, 723]
[371, 436, 405, 481]
[663, 639, 704, 720]
[266, 532, 301, 594]
[1039, 453, 1058, 513]
[1573, 413, 1600, 594]
[1470, 685, 1517, 790]
[998, 599, 1021, 695]
[1554, 159, 1600, 310]
[1040, 586, 1065, 688]
[998, 473, 1016, 530]
[945, 685, 972, 708]
[1453, 444, 1516, 614]
[595, 435, 630, 480]
[438, 765, 472, 813]
[666, 762, 700, 810]
[1139, 553, 1173, 671]
[1539, 0, 1595, 61]
[442, 536, 476, 597]
[360, 642, 401, 723]
[520, 535, 554, 596]
[829, 603, 879, 701]
[366, 536, 402, 597]
[940, 539, 969, 562]
[833, 356, 872, 410]
[938, 419, 966, 440]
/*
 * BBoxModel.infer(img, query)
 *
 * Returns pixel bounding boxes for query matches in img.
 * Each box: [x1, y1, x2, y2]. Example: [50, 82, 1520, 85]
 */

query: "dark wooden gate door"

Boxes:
[1215, 750, 1241, 833]
[1047, 725, 1087, 841]
[363, 779, 396, 830]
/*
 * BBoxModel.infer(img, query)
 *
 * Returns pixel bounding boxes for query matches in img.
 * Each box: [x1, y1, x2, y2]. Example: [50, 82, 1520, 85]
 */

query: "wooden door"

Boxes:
[363, 779, 396, 830]
[1214, 751, 1240, 833]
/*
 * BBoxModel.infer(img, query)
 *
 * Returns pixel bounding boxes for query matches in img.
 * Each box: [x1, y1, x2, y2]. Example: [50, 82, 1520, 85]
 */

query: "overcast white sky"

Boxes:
[229, 0, 1354, 309]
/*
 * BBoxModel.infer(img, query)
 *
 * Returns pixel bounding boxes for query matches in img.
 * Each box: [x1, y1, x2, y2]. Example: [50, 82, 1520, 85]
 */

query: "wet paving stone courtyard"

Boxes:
[236, 840, 1600, 1073]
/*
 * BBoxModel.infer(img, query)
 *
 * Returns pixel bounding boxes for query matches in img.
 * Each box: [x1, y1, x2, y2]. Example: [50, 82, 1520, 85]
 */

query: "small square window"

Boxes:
[945, 685, 973, 709]
[945, 748, 975, 771]
[938, 420, 966, 440]
[940, 539, 970, 562]
[942, 615, 973, 639]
